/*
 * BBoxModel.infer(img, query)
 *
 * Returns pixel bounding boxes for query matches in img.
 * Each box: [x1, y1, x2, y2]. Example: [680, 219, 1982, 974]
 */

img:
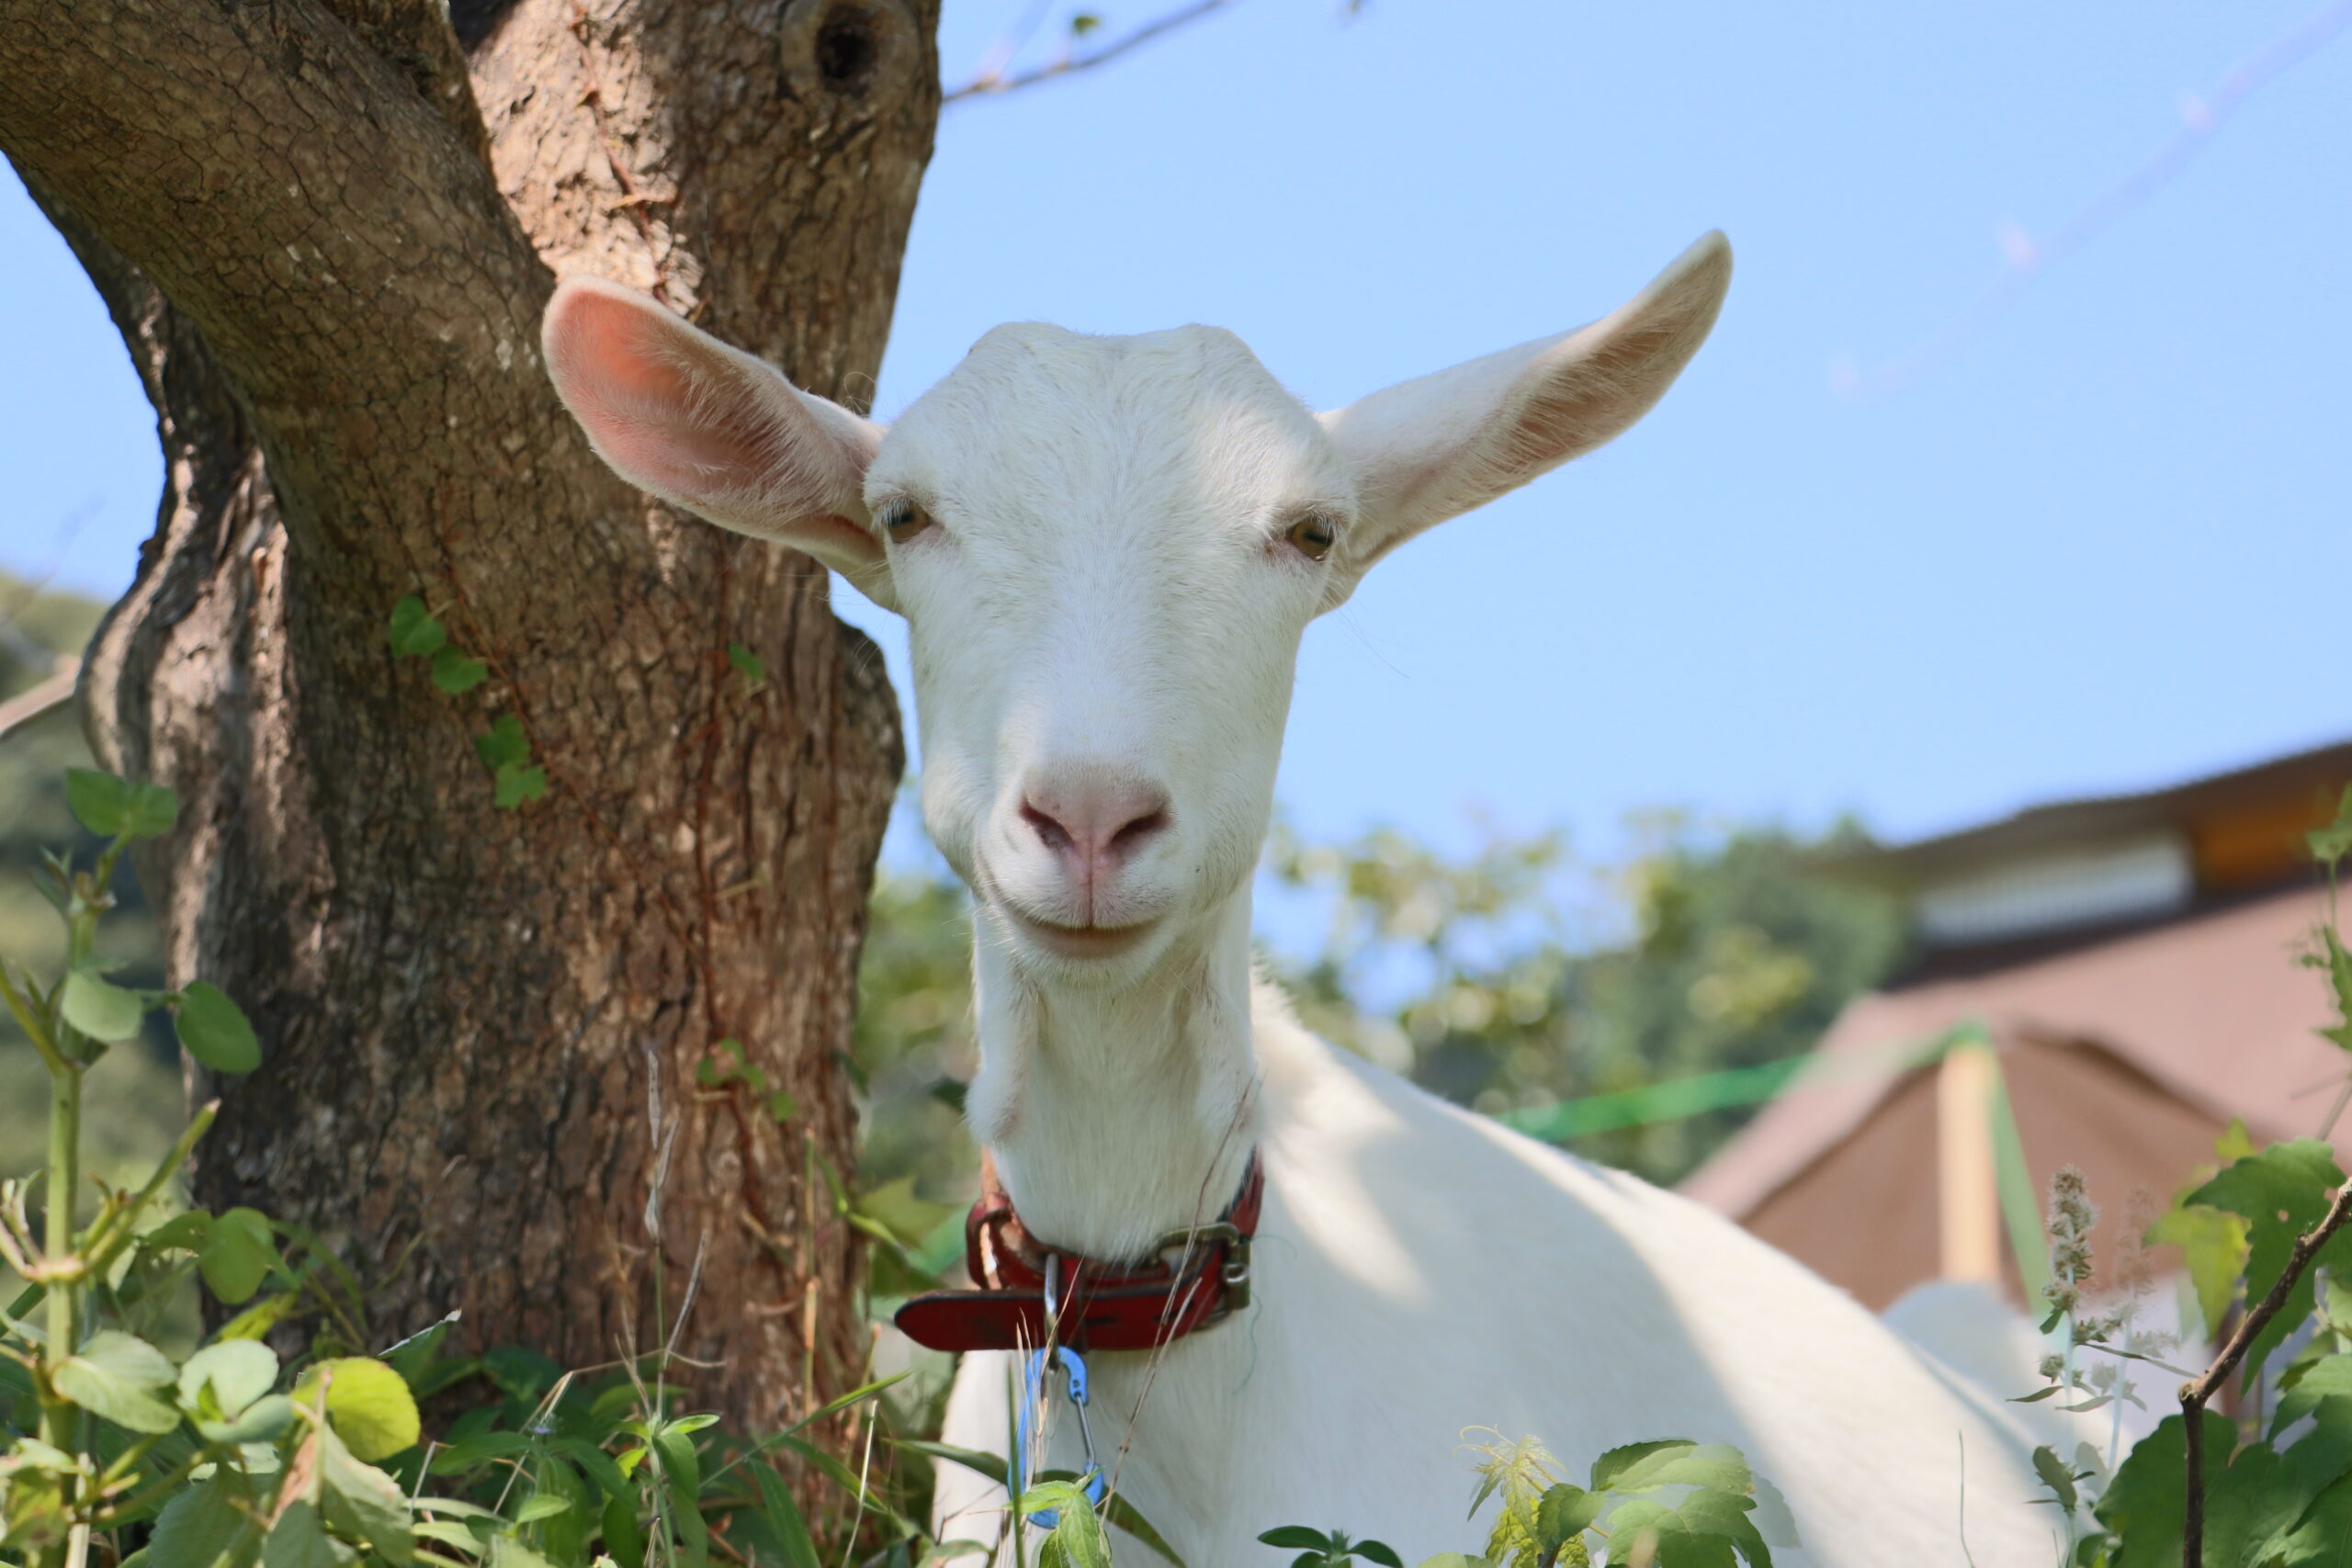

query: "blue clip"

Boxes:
[1012, 1347, 1105, 1529]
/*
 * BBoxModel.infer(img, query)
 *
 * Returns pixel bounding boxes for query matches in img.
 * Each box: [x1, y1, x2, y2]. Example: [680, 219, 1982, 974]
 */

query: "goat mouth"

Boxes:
[998, 904, 1158, 960]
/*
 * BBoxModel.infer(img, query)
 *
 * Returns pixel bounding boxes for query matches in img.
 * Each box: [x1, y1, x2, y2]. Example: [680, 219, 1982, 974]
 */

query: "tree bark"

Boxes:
[0, 0, 935, 1442]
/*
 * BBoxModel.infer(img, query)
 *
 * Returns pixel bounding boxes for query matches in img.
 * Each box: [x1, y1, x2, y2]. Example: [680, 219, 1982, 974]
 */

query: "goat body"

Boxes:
[929, 988, 2051, 1567]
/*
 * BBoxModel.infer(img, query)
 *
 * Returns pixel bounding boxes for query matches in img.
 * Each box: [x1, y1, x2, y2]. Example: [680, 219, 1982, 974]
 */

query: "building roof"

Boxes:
[1681, 884, 2346, 1222]
[1835, 738, 2352, 896]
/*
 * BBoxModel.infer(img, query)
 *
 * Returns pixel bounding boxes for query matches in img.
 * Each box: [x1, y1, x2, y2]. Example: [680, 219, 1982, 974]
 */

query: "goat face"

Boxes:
[872, 322, 1343, 976]
[542, 233, 1733, 979]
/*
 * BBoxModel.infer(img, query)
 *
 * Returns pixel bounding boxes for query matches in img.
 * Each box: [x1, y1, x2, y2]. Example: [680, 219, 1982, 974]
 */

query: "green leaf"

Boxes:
[294, 1358, 423, 1461]
[1355, 1542, 1405, 1568]
[481, 1345, 563, 1404]
[149, 1476, 264, 1568]
[428, 1432, 534, 1475]
[62, 964, 148, 1043]
[856, 1176, 957, 1248]
[727, 643, 766, 684]
[767, 1089, 798, 1122]
[749, 1459, 822, 1568]
[198, 1393, 298, 1446]
[493, 762, 548, 809]
[1257, 1529, 1335, 1551]
[431, 648, 490, 694]
[1042, 1500, 1112, 1568]
[602, 1495, 645, 1568]
[2145, 1201, 2252, 1343]
[1414, 1559, 1493, 1568]
[319, 1422, 415, 1566]
[180, 1340, 280, 1420]
[199, 1209, 279, 1306]
[2030, 1446, 2078, 1513]
[650, 1425, 702, 1498]
[145, 1210, 214, 1253]
[2317, 927, 2352, 1055]
[175, 982, 262, 1073]
[2187, 1140, 2352, 1382]
[215, 1292, 301, 1342]
[66, 769, 181, 840]
[2310, 785, 2352, 868]
[549, 1438, 631, 1505]
[388, 597, 447, 658]
[1536, 1485, 1603, 1551]
[2278, 1469, 2352, 1567]
[54, 1330, 182, 1434]
[475, 715, 530, 770]
[1070, 11, 1102, 35]
[2094, 1411, 2234, 1567]
[2278, 1357, 2352, 1436]
[511, 1495, 571, 1525]
[1589, 1439, 1713, 1494]
[264, 1500, 356, 1568]
[487, 1535, 555, 1568]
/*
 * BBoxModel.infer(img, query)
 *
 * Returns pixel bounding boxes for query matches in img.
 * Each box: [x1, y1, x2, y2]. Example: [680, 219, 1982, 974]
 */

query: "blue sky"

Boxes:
[4, 0, 2347, 864]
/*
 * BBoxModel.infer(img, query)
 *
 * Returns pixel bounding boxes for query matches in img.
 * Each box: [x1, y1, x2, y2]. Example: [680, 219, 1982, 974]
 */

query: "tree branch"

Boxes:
[944, 0, 1238, 103]
[0, 660, 76, 746]
[2178, 1180, 2352, 1568]
[0, 0, 559, 556]
[317, 0, 496, 165]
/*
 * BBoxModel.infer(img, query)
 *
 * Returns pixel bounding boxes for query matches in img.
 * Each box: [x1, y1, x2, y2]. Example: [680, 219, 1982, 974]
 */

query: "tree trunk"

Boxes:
[0, 0, 936, 1438]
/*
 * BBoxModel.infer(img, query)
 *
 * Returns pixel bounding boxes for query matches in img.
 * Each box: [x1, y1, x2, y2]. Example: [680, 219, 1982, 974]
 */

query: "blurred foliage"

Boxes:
[1265, 811, 1908, 1184]
[0, 572, 180, 1201]
[852, 808, 1910, 1198]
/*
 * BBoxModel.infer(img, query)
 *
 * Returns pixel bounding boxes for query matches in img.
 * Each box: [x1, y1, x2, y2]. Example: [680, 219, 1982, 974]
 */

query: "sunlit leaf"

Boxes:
[294, 1358, 422, 1461]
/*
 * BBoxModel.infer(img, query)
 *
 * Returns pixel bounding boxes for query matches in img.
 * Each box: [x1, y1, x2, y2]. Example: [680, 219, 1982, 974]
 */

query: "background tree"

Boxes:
[0, 0, 940, 1433]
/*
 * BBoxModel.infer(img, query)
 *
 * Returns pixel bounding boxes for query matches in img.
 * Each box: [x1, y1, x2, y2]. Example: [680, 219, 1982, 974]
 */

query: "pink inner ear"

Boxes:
[545, 284, 775, 508]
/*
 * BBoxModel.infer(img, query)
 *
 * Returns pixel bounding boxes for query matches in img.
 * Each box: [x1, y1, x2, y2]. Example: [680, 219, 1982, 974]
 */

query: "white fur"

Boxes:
[543, 234, 2055, 1566]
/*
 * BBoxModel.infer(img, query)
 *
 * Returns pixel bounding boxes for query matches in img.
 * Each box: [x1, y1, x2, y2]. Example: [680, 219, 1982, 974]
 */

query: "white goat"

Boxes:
[542, 236, 2053, 1567]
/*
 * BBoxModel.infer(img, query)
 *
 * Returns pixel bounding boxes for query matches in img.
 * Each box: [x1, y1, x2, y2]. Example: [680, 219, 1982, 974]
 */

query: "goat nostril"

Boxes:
[1020, 800, 1073, 855]
[1110, 807, 1170, 854]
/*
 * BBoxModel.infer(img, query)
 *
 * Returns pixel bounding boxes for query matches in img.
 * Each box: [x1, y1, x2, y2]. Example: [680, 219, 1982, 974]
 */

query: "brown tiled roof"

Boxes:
[1681, 885, 2346, 1221]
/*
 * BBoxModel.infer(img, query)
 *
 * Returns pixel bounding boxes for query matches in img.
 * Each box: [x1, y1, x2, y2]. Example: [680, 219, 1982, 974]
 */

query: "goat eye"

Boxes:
[1284, 515, 1336, 562]
[879, 501, 933, 544]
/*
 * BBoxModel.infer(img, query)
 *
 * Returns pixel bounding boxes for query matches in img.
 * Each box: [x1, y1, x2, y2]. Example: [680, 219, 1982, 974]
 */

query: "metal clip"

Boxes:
[1015, 1262, 1105, 1531]
[1015, 1344, 1104, 1529]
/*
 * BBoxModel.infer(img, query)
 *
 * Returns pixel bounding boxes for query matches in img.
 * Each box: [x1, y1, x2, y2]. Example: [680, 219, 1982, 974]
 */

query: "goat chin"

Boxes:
[924, 984, 2058, 1568]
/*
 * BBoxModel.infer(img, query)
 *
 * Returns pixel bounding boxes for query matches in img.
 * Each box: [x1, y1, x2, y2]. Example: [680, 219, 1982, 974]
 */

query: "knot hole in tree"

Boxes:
[780, 0, 919, 110]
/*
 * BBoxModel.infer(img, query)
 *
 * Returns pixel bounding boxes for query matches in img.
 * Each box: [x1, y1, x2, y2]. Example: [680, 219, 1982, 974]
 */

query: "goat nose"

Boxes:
[1018, 771, 1172, 875]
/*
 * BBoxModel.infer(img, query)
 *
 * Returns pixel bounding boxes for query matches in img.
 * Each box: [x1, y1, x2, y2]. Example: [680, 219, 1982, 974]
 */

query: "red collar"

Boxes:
[894, 1152, 1264, 1354]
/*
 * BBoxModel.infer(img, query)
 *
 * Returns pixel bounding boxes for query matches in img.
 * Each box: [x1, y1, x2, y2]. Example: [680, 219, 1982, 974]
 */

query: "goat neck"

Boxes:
[963, 887, 1262, 1264]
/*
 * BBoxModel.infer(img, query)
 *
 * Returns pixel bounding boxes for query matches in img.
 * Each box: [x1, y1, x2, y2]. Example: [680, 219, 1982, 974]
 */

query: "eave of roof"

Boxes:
[1824, 736, 2352, 890]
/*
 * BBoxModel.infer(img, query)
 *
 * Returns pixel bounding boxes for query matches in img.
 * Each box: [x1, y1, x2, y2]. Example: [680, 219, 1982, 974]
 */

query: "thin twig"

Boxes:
[944, 0, 1238, 103]
[0, 659, 79, 746]
[1842, 0, 2352, 398]
[2179, 1179, 2352, 1568]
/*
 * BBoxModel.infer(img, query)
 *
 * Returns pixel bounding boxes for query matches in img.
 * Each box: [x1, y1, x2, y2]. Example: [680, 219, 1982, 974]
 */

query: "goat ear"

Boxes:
[541, 276, 899, 612]
[1317, 231, 1731, 604]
